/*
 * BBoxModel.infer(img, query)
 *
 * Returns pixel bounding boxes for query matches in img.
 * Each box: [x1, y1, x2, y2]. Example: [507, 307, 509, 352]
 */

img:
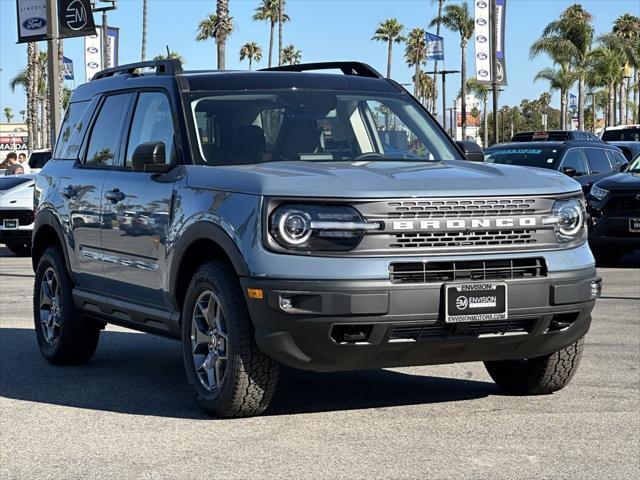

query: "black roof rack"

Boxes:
[261, 61, 384, 79]
[92, 59, 183, 81]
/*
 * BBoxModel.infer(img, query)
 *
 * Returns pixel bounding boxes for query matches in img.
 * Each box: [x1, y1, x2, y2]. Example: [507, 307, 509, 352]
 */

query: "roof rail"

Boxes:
[261, 61, 384, 79]
[92, 59, 183, 81]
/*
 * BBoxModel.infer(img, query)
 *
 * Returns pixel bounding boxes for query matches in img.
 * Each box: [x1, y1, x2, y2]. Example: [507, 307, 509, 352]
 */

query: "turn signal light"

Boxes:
[247, 288, 264, 300]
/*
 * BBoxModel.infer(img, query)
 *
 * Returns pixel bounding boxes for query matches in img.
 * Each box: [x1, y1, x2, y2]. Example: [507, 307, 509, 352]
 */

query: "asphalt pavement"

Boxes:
[1, 246, 638, 480]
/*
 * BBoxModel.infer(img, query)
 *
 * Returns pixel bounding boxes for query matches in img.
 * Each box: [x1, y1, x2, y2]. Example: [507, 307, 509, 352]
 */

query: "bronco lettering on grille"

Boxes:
[392, 217, 538, 231]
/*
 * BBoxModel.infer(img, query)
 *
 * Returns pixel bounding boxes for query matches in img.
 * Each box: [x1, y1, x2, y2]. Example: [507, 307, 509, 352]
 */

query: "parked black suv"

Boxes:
[511, 130, 601, 142]
[484, 141, 628, 194]
[587, 154, 640, 263]
[32, 60, 599, 417]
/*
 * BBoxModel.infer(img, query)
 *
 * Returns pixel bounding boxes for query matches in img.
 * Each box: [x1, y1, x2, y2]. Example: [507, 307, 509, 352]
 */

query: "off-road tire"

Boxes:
[6, 242, 31, 257]
[484, 337, 584, 395]
[33, 246, 101, 364]
[181, 261, 279, 418]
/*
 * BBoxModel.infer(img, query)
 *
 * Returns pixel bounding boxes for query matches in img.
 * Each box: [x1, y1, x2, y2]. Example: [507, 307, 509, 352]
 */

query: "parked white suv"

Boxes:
[0, 174, 36, 256]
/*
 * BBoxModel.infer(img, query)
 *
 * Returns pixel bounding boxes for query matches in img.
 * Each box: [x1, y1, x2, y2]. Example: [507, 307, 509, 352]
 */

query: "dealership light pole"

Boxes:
[424, 70, 460, 133]
[491, 0, 499, 146]
[46, 0, 61, 147]
[93, 1, 117, 69]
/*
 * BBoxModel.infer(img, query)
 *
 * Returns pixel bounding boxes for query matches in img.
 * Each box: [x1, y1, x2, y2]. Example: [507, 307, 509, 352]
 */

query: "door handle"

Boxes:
[61, 185, 77, 199]
[104, 189, 126, 203]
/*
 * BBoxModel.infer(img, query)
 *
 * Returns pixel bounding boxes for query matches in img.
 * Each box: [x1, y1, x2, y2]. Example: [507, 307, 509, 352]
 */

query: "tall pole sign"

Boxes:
[16, 0, 96, 148]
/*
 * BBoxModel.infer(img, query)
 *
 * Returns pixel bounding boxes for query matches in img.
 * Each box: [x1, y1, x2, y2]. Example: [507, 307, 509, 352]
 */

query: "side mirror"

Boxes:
[456, 141, 484, 162]
[561, 166, 577, 177]
[131, 141, 169, 173]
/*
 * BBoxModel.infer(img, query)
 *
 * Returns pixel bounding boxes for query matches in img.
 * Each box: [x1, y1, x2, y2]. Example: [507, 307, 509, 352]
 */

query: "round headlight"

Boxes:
[277, 210, 312, 245]
[552, 198, 585, 239]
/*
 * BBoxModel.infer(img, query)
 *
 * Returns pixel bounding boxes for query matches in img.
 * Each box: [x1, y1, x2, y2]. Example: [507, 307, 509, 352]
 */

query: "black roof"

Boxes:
[487, 141, 622, 150]
[70, 60, 403, 103]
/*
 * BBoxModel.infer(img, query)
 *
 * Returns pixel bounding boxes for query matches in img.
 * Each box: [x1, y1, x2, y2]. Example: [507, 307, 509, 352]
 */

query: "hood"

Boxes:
[185, 160, 580, 198]
[595, 172, 640, 191]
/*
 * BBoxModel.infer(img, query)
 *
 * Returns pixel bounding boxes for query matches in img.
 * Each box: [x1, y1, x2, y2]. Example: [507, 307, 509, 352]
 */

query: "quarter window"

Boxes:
[54, 100, 90, 159]
[125, 92, 175, 168]
[84, 94, 132, 167]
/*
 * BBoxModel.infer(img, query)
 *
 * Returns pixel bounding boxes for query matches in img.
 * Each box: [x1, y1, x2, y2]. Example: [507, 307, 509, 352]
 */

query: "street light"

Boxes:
[92, 1, 117, 69]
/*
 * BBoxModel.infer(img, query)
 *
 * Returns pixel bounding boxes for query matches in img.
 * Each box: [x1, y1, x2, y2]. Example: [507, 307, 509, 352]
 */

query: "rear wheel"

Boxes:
[33, 246, 101, 364]
[484, 338, 584, 395]
[181, 261, 279, 418]
[6, 242, 31, 257]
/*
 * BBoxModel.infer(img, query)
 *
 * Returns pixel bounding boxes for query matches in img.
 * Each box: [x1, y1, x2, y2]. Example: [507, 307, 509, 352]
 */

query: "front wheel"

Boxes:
[484, 337, 584, 395]
[181, 261, 279, 418]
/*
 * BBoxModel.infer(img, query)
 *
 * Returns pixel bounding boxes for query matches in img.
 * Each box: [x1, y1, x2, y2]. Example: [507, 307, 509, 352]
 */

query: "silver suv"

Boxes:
[32, 60, 600, 417]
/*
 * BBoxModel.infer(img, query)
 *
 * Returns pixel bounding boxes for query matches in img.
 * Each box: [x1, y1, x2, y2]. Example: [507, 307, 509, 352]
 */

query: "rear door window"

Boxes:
[584, 148, 613, 174]
[84, 94, 133, 167]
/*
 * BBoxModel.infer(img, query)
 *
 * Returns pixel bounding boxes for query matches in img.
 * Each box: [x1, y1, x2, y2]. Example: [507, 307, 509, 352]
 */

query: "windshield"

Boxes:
[601, 128, 640, 142]
[190, 91, 457, 165]
[484, 146, 561, 169]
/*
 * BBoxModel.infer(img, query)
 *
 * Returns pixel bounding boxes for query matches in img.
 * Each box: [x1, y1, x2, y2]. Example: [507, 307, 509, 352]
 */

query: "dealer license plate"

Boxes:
[445, 282, 508, 323]
[3, 219, 18, 229]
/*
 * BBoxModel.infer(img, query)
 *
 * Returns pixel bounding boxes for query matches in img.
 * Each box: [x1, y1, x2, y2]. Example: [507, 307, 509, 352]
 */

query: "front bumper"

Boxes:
[589, 216, 640, 251]
[241, 267, 599, 371]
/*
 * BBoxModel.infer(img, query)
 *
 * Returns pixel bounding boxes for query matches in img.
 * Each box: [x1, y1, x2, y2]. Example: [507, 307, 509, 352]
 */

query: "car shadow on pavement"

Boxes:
[0, 327, 497, 419]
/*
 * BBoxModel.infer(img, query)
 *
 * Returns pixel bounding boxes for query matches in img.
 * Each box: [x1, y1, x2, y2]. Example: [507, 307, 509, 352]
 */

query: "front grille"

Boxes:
[603, 196, 640, 216]
[390, 229, 536, 249]
[352, 196, 564, 254]
[0, 210, 34, 226]
[386, 198, 537, 218]
[389, 258, 547, 284]
[389, 319, 534, 341]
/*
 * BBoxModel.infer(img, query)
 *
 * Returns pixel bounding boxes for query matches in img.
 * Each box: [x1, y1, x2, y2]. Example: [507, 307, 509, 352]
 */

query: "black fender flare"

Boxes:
[168, 221, 249, 304]
[31, 209, 73, 277]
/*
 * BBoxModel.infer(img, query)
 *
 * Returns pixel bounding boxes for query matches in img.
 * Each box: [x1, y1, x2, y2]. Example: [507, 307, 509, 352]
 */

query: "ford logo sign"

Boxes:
[476, 35, 488, 43]
[477, 53, 488, 60]
[87, 47, 99, 54]
[476, 1, 487, 8]
[23, 17, 46, 30]
[478, 69, 489, 77]
[476, 18, 487, 26]
[87, 62, 99, 69]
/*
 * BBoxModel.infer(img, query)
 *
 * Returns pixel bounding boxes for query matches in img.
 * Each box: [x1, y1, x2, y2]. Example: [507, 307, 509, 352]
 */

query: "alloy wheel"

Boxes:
[191, 290, 229, 391]
[39, 267, 61, 344]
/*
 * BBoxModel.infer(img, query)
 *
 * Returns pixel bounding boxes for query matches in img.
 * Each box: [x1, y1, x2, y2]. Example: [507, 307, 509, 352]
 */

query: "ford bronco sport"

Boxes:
[32, 60, 600, 417]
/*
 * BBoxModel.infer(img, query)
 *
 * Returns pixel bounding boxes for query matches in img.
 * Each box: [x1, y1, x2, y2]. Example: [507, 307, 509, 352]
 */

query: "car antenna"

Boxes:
[166, 45, 171, 57]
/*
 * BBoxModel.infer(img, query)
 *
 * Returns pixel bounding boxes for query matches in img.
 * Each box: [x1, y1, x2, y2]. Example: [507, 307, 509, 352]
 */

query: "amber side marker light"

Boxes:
[247, 288, 264, 300]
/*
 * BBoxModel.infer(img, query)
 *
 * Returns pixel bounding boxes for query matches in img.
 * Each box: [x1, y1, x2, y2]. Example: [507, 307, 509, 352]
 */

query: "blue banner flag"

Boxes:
[425, 32, 444, 61]
[569, 93, 577, 111]
[62, 56, 74, 80]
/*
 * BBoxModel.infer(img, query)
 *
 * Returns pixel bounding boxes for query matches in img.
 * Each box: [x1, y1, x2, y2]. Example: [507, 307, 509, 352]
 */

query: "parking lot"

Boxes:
[0, 245, 638, 479]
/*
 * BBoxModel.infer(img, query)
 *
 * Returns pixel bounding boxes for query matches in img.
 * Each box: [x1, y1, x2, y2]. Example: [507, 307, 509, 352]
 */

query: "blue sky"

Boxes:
[1, 0, 639, 120]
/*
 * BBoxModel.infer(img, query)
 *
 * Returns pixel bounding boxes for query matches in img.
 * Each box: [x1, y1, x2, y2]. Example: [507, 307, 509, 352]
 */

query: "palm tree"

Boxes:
[466, 78, 490, 147]
[153, 51, 186, 66]
[253, 0, 289, 68]
[531, 5, 594, 130]
[538, 91, 552, 129]
[196, 5, 234, 69]
[372, 19, 405, 79]
[4, 107, 13, 123]
[413, 71, 436, 107]
[278, 0, 285, 66]
[141, 0, 148, 61]
[430, 0, 447, 116]
[588, 35, 625, 127]
[405, 28, 427, 100]
[281, 44, 301, 65]
[534, 66, 577, 129]
[429, 1, 474, 139]
[240, 42, 263, 70]
[19, 110, 25, 122]
[613, 14, 640, 124]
